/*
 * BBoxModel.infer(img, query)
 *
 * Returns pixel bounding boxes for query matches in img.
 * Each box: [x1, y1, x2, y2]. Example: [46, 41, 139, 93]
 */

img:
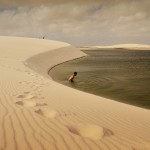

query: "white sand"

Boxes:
[81, 44, 150, 50]
[0, 36, 150, 150]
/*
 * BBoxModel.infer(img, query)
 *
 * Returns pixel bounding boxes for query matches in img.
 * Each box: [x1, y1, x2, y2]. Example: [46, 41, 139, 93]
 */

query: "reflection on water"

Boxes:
[50, 50, 150, 109]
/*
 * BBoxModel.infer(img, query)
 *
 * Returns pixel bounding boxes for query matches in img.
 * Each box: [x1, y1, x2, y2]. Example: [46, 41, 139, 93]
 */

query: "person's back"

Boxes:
[68, 72, 77, 82]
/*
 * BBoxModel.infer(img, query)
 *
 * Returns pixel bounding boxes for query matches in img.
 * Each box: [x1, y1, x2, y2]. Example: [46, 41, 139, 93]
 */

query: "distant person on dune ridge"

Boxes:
[68, 72, 77, 82]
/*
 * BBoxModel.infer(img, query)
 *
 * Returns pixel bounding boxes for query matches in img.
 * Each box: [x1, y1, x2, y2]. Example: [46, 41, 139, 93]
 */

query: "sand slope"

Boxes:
[0, 36, 150, 150]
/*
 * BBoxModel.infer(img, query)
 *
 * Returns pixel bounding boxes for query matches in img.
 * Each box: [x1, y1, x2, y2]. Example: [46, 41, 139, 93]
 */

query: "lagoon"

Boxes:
[50, 50, 150, 109]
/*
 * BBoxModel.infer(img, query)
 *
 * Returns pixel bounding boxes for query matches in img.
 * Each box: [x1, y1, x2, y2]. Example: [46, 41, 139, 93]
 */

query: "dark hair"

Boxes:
[74, 72, 77, 76]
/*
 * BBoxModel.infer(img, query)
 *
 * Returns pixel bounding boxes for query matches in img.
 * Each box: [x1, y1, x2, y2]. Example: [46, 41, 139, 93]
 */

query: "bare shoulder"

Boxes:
[68, 75, 73, 81]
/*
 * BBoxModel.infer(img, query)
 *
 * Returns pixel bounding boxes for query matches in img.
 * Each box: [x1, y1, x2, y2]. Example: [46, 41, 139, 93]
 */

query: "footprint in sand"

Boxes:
[66, 123, 113, 140]
[25, 71, 38, 76]
[23, 91, 30, 94]
[35, 108, 58, 119]
[16, 100, 47, 107]
[18, 81, 30, 85]
[36, 103, 47, 106]
[16, 100, 37, 107]
[17, 94, 38, 99]
[103, 127, 114, 137]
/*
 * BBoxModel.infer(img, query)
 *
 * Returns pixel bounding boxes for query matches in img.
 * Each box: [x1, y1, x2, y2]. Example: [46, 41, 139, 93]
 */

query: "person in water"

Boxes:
[68, 72, 77, 82]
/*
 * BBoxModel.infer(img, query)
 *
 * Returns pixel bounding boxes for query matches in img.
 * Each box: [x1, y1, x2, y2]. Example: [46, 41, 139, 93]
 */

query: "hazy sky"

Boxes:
[0, 0, 150, 45]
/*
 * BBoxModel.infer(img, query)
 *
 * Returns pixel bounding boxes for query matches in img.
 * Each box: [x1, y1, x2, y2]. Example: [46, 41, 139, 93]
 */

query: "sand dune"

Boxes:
[0, 36, 150, 150]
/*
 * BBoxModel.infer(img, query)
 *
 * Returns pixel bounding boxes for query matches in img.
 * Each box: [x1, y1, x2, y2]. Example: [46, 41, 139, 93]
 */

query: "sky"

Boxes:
[0, 0, 150, 45]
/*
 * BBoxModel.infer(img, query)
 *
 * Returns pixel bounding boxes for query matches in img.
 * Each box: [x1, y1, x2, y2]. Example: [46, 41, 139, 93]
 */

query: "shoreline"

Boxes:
[48, 55, 86, 78]
[0, 36, 150, 150]
[26, 46, 86, 78]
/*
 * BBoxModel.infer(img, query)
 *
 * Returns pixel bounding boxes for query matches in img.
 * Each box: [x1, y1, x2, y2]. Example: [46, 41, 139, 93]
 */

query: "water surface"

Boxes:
[50, 50, 150, 109]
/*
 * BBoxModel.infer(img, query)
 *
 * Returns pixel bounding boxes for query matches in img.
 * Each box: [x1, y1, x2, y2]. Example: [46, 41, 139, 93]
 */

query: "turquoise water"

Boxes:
[50, 50, 150, 109]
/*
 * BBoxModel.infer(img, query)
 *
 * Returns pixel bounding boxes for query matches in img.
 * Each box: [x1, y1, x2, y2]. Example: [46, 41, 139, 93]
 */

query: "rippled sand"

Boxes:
[0, 36, 150, 150]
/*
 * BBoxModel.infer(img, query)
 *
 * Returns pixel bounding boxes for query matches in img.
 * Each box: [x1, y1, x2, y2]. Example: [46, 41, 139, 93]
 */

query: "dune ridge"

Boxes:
[0, 36, 150, 150]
